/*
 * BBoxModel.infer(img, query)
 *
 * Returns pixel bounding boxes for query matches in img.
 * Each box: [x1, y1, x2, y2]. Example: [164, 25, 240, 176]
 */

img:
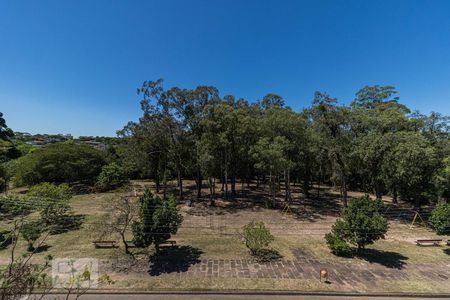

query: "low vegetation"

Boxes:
[132, 190, 183, 252]
[429, 201, 450, 235]
[325, 195, 388, 255]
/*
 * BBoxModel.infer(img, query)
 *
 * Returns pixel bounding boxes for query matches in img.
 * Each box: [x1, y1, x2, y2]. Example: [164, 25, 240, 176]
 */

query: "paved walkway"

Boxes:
[106, 247, 450, 292]
[167, 249, 449, 288]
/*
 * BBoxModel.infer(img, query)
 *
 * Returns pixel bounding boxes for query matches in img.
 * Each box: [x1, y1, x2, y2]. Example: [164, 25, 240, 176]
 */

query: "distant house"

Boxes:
[80, 140, 107, 151]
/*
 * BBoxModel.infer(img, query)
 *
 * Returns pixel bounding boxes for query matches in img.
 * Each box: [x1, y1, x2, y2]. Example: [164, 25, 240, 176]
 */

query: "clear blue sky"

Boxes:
[1, 0, 449, 137]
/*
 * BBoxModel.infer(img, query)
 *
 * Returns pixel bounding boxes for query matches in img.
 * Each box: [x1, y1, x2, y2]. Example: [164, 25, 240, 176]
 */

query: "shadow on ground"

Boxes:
[148, 245, 202, 276]
[254, 248, 283, 262]
[35, 244, 51, 253]
[444, 248, 450, 256]
[358, 248, 408, 269]
[50, 214, 85, 234]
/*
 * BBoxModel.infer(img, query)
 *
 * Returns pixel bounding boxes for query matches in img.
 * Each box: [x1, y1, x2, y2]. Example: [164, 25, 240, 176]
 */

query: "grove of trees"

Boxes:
[115, 81, 449, 207]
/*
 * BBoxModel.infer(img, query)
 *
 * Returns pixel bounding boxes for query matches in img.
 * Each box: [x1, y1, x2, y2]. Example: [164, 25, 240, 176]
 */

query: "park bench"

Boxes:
[160, 240, 176, 247]
[415, 239, 442, 246]
[92, 240, 117, 248]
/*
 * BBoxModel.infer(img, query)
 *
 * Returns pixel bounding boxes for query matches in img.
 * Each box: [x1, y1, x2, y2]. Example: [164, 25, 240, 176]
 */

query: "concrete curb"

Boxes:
[40, 290, 450, 298]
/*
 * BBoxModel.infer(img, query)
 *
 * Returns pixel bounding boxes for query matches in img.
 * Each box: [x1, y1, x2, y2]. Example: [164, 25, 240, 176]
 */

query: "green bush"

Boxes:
[20, 222, 43, 251]
[429, 202, 450, 235]
[242, 221, 274, 256]
[325, 195, 388, 254]
[132, 190, 183, 251]
[95, 162, 129, 191]
[12, 142, 106, 186]
[28, 183, 73, 229]
[325, 232, 351, 256]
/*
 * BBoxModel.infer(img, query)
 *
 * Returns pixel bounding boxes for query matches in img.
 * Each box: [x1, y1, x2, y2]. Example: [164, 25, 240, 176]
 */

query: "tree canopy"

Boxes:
[116, 80, 449, 207]
[11, 142, 106, 186]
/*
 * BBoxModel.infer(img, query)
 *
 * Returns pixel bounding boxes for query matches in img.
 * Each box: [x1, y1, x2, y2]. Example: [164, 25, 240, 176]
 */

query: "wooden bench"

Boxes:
[160, 240, 176, 247]
[93, 240, 117, 248]
[415, 239, 442, 246]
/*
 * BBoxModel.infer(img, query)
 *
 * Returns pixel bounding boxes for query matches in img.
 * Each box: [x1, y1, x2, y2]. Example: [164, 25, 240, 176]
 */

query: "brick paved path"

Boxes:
[107, 247, 450, 291]
[142, 248, 450, 290]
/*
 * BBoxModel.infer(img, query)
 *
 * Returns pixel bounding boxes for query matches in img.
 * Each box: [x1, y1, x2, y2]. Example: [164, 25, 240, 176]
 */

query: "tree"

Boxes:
[309, 92, 352, 206]
[381, 132, 438, 206]
[12, 143, 106, 186]
[20, 222, 43, 252]
[251, 136, 292, 207]
[241, 221, 274, 256]
[96, 162, 129, 191]
[325, 195, 388, 254]
[132, 189, 183, 252]
[27, 183, 73, 231]
[99, 194, 138, 254]
[0, 219, 52, 300]
[429, 202, 450, 235]
[0, 112, 13, 141]
[0, 112, 14, 192]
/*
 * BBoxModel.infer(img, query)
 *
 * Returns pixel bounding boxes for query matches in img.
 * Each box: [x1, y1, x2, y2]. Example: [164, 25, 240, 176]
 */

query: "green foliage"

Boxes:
[0, 164, 7, 192]
[0, 112, 13, 141]
[12, 143, 106, 186]
[120, 80, 448, 208]
[241, 221, 274, 256]
[429, 202, 450, 235]
[326, 195, 388, 254]
[28, 183, 73, 229]
[0, 195, 33, 217]
[20, 222, 43, 251]
[324, 232, 351, 256]
[95, 162, 129, 191]
[132, 189, 183, 251]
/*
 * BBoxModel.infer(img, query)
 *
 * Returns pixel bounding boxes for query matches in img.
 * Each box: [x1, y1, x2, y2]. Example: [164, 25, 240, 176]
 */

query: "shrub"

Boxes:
[325, 232, 351, 256]
[132, 190, 183, 252]
[325, 195, 388, 254]
[20, 222, 43, 251]
[429, 202, 450, 235]
[95, 162, 129, 191]
[242, 221, 274, 256]
[12, 142, 106, 186]
[28, 183, 73, 229]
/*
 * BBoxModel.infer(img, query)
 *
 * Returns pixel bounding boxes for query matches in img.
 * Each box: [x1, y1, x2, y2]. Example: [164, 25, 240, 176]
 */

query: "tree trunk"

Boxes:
[392, 188, 398, 204]
[231, 174, 236, 197]
[342, 177, 348, 207]
[375, 181, 383, 200]
[224, 169, 228, 200]
[284, 170, 291, 202]
[177, 168, 183, 200]
[317, 179, 321, 198]
[196, 170, 202, 198]
[209, 177, 215, 206]
[155, 174, 160, 193]
[121, 233, 130, 255]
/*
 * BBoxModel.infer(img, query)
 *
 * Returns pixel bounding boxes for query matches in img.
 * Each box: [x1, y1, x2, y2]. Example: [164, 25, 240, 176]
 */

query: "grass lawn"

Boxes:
[0, 180, 449, 293]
